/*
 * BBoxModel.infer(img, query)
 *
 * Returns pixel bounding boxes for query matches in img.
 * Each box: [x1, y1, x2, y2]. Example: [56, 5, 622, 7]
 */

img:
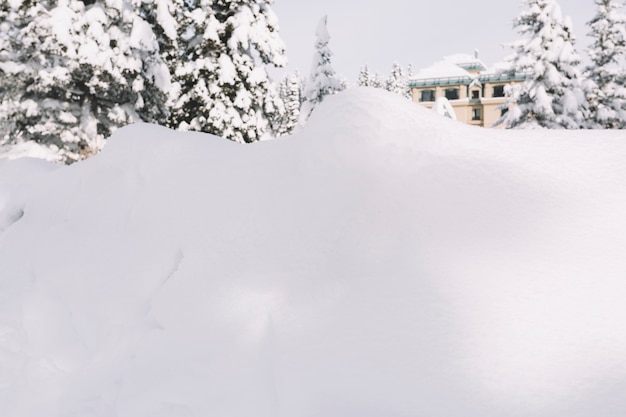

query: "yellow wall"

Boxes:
[411, 81, 522, 128]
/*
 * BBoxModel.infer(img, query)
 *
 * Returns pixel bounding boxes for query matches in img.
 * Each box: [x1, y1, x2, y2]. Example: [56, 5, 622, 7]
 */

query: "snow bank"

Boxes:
[1, 88, 626, 417]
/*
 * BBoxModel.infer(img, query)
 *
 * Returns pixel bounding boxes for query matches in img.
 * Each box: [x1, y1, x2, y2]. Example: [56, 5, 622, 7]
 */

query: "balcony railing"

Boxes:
[408, 72, 530, 89]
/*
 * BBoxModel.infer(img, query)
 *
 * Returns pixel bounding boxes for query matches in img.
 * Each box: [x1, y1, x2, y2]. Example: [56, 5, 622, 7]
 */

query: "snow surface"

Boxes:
[442, 52, 486, 69]
[1, 88, 626, 417]
[432, 97, 457, 120]
[411, 59, 472, 80]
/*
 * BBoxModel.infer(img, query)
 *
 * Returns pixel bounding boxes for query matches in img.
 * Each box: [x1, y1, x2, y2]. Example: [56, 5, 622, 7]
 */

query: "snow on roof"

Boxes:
[411, 59, 473, 81]
[484, 60, 512, 75]
[442, 53, 486, 69]
[410, 52, 488, 83]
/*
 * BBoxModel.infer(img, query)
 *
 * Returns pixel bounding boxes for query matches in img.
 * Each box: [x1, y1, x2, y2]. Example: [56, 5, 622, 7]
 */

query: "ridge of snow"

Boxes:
[1, 89, 626, 416]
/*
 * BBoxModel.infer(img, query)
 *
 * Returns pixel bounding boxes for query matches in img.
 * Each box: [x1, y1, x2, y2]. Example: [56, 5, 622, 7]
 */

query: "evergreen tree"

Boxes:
[0, 0, 170, 163]
[338, 76, 349, 91]
[499, 0, 586, 129]
[167, 0, 224, 133]
[406, 64, 414, 99]
[585, 0, 626, 128]
[370, 72, 386, 89]
[169, 0, 287, 143]
[386, 62, 410, 98]
[357, 65, 373, 87]
[276, 70, 303, 136]
[302, 15, 344, 121]
[0, 0, 28, 148]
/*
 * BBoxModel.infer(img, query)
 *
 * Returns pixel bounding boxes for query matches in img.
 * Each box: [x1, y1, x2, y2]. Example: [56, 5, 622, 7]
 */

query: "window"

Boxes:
[472, 108, 481, 121]
[444, 88, 459, 100]
[471, 90, 480, 99]
[419, 90, 436, 102]
[493, 85, 505, 98]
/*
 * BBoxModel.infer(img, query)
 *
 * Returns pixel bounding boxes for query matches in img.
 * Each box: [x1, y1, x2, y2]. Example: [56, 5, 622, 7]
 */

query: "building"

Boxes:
[408, 53, 526, 128]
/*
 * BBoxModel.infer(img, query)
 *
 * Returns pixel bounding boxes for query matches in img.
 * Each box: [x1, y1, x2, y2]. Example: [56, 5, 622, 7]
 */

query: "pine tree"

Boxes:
[585, 0, 626, 128]
[0, 0, 170, 163]
[406, 64, 414, 100]
[301, 15, 344, 121]
[169, 0, 287, 143]
[499, 0, 586, 129]
[386, 62, 410, 98]
[167, 0, 224, 134]
[0, 0, 28, 148]
[276, 70, 303, 136]
[357, 65, 373, 87]
[370, 72, 386, 89]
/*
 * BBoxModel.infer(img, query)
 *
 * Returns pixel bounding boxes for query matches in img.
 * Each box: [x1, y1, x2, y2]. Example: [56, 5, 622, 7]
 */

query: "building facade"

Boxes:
[409, 54, 526, 128]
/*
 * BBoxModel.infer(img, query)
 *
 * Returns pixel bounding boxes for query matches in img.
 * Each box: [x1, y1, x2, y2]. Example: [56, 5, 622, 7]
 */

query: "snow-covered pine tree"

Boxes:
[406, 64, 414, 98]
[168, 0, 287, 143]
[355, 65, 385, 89]
[386, 62, 410, 98]
[301, 15, 344, 121]
[0, 0, 28, 147]
[276, 70, 303, 136]
[499, 0, 586, 129]
[135, 0, 179, 63]
[339, 76, 349, 91]
[585, 0, 626, 128]
[406, 64, 414, 80]
[370, 72, 386, 89]
[357, 65, 373, 87]
[0, 0, 170, 163]
[166, 0, 219, 133]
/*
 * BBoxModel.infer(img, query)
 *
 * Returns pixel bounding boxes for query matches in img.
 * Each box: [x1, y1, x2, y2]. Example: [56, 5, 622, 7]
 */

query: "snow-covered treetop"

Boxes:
[315, 14, 330, 45]
[500, 0, 586, 129]
[586, 0, 626, 68]
[223, 1, 287, 67]
[302, 14, 344, 114]
[584, 0, 626, 128]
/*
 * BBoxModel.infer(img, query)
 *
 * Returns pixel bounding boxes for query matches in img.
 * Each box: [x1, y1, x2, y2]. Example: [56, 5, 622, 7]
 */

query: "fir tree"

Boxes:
[386, 62, 410, 98]
[357, 65, 373, 87]
[0, 0, 170, 163]
[499, 0, 586, 129]
[585, 0, 626, 128]
[276, 70, 303, 136]
[302, 15, 344, 121]
[406, 64, 414, 98]
[0, 0, 29, 148]
[169, 0, 287, 143]
[406, 64, 414, 80]
[370, 72, 386, 89]
[167, 0, 224, 134]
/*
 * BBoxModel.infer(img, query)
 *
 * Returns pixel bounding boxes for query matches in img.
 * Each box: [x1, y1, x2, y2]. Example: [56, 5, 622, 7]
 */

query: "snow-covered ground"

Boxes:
[1, 88, 626, 417]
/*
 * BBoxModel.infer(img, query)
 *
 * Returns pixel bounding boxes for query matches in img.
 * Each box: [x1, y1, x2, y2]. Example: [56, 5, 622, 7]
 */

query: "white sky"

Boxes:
[272, 0, 597, 80]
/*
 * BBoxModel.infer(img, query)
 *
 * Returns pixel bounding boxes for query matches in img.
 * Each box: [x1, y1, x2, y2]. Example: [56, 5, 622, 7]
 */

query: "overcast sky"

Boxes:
[271, 0, 597, 81]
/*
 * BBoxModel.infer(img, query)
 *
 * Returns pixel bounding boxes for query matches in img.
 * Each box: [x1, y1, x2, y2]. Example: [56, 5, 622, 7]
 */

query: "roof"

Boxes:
[409, 53, 527, 88]
[411, 60, 472, 81]
[442, 53, 487, 72]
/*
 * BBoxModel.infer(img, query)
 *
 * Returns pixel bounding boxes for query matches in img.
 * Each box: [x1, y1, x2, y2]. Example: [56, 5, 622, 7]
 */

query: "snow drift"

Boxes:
[1, 88, 626, 417]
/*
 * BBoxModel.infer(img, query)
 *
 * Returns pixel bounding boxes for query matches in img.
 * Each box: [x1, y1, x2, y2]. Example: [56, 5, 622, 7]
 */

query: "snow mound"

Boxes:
[1, 88, 626, 417]
[432, 96, 457, 120]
